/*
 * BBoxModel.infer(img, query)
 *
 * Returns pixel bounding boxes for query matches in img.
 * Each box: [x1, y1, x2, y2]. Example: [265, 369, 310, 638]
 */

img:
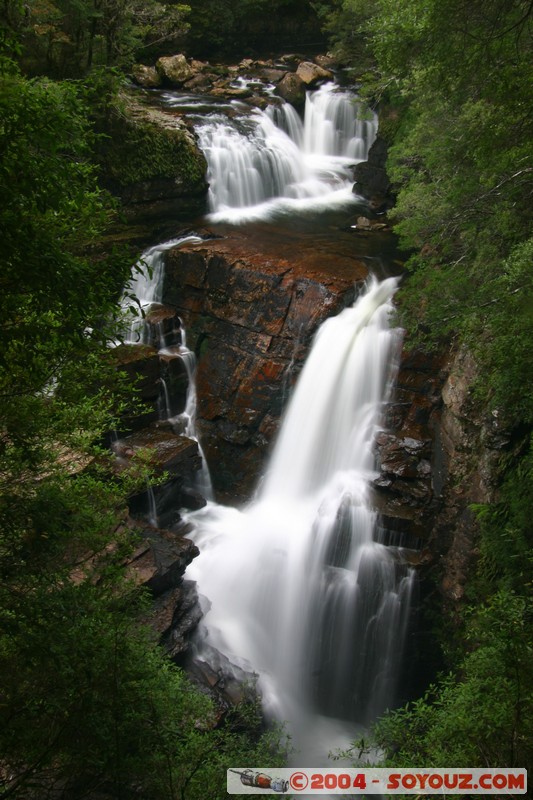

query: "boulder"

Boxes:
[353, 136, 395, 212]
[95, 94, 207, 221]
[277, 71, 306, 108]
[210, 85, 253, 99]
[117, 425, 202, 476]
[314, 54, 338, 70]
[259, 68, 287, 84]
[132, 64, 161, 88]
[184, 73, 213, 91]
[156, 54, 193, 86]
[125, 528, 199, 597]
[191, 59, 210, 71]
[296, 60, 334, 86]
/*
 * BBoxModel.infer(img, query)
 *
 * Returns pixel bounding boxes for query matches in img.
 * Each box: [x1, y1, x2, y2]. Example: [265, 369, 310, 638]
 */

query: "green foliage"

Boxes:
[0, 61, 286, 798]
[310, 0, 376, 69]
[4, 0, 191, 76]
[0, 68, 133, 462]
[374, 592, 533, 770]
[474, 437, 533, 596]
[0, 561, 287, 798]
[184, 0, 322, 58]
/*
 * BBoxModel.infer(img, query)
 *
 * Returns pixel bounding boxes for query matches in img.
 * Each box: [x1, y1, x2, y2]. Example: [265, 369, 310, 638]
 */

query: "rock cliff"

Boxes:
[162, 227, 368, 499]
[95, 94, 208, 222]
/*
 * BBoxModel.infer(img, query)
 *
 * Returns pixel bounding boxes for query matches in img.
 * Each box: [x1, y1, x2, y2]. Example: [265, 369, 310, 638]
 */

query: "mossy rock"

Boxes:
[96, 93, 208, 203]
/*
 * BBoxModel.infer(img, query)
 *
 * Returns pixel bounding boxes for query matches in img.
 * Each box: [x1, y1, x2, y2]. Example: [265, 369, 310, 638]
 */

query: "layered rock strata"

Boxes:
[125, 523, 201, 661]
[162, 228, 369, 499]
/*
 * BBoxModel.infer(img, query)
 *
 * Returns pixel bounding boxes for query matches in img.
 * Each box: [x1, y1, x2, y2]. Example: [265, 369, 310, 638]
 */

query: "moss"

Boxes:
[95, 93, 207, 197]
[376, 101, 405, 145]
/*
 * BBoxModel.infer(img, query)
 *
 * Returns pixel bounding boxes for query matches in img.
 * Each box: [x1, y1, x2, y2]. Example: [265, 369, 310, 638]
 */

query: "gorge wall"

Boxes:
[163, 228, 367, 499]
[158, 230, 513, 639]
[107, 54, 517, 694]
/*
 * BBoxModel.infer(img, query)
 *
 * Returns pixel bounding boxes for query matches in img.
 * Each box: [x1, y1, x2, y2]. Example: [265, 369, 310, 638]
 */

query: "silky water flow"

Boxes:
[193, 82, 378, 223]
[186, 277, 415, 764]
[117, 235, 213, 503]
[122, 80, 414, 765]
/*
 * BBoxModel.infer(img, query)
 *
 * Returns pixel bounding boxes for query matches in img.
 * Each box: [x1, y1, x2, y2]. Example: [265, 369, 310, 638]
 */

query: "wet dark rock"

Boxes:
[126, 527, 201, 657]
[163, 228, 365, 498]
[144, 303, 183, 349]
[180, 486, 207, 511]
[353, 136, 395, 212]
[157, 581, 203, 659]
[131, 527, 199, 596]
[366, 345, 450, 536]
[118, 425, 202, 475]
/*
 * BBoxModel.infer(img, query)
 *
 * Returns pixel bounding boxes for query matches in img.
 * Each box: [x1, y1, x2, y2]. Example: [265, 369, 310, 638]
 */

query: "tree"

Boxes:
[319, 0, 533, 774]
[2, 0, 191, 76]
[0, 58, 287, 797]
[184, 0, 322, 58]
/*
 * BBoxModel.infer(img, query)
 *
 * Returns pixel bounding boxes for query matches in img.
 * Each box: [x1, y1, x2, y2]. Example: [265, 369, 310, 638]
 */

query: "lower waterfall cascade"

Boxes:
[185, 277, 416, 762]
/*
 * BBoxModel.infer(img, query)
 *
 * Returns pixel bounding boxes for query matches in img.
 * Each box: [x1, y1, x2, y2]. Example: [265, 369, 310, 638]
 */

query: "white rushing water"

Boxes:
[196, 82, 377, 223]
[161, 339, 214, 501]
[119, 235, 214, 501]
[122, 235, 202, 345]
[186, 277, 415, 763]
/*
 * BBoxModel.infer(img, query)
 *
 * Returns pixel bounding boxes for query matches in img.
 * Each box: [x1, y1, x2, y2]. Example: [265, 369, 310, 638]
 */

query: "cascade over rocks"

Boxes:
[103, 58, 524, 738]
[132, 53, 338, 111]
[162, 229, 367, 499]
[112, 63, 494, 717]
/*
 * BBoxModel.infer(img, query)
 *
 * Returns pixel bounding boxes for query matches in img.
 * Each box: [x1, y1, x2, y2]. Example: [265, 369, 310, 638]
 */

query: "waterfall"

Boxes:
[161, 341, 214, 501]
[186, 277, 415, 761]
[122, 235, 202, 345]
[118, 234, 214, 503]
[195, 83, 377, 223]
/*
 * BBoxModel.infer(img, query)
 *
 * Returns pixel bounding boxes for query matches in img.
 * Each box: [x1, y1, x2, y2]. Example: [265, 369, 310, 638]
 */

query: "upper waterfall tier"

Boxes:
[193, 83, 377, 223]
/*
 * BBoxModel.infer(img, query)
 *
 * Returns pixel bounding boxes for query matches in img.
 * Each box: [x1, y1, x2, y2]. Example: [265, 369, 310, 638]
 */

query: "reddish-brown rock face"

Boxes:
[163, 227, 368, 499]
